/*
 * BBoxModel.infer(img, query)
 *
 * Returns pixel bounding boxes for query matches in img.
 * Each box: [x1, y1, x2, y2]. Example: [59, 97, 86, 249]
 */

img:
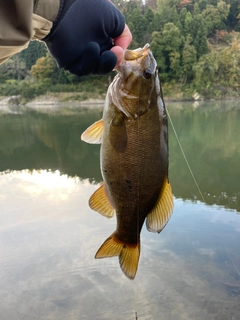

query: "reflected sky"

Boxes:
[0, 170, 240, 319]
[1, 102, 240, 319]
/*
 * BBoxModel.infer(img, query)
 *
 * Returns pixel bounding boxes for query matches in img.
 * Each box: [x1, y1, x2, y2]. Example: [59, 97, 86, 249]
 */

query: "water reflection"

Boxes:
[167, 101, 240, 212]
[0, 107, 102, 180]
[0, 102, 240, 211]
[0, 101, 240, 319]
[0, 169, 240, 319]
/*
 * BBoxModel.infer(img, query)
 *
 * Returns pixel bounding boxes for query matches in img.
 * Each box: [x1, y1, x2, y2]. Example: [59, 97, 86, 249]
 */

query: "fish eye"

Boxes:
[143, 69, 152, 79]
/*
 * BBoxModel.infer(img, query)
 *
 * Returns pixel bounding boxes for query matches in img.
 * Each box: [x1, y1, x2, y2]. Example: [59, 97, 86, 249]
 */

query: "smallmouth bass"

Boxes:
[81, 44, 173, 280]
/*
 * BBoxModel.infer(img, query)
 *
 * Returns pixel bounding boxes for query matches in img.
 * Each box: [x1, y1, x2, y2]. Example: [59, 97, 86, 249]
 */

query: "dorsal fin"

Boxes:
[146, 178, 174, 233]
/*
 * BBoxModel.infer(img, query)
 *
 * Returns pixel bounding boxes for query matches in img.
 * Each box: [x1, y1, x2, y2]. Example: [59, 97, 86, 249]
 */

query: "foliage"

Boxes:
[0, 75, 110, 101]
[31, 53, 57, 81]
[201, 1, 230, 36]
[182, 35, 197, 83]
[193, 37, 240, 97]
[18, 41, 47, 70]
[151, 23, 183, 80]
[0, 56, 29, 82]
[1, 0, 240, 100]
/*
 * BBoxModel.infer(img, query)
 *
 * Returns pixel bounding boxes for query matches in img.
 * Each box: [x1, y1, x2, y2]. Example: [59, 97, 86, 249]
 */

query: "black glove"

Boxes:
[43, 0, 125, 76]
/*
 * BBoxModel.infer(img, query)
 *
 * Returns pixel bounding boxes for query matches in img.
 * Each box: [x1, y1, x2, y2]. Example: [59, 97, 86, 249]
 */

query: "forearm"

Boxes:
[0, 0, 128, 76]
[0, 0, 60, 64]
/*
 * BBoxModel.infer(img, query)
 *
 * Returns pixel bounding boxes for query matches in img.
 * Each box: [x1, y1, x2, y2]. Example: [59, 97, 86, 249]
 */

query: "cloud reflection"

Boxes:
[0, 169, 102, 230]
[0, 170, 240, 319]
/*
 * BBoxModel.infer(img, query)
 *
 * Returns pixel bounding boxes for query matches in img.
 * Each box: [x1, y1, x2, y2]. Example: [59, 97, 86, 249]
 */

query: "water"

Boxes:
[0, 101, 240, 320]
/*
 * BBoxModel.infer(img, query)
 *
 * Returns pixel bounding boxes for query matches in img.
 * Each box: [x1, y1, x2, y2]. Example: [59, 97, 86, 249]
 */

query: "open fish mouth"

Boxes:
[124, 43, 150, 61]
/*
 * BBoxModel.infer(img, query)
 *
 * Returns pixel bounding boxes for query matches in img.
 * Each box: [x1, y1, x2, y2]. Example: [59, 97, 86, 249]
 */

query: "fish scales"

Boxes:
[81, 44, 173, 279]
[102, 102, 166, 239]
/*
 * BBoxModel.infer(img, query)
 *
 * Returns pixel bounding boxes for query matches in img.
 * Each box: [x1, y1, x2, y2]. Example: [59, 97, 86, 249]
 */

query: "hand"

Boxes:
[43, 0, 131, 76]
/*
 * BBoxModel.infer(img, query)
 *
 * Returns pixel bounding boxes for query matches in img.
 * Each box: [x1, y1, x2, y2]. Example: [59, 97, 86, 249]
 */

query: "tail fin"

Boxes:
[95, 233, 140, 280]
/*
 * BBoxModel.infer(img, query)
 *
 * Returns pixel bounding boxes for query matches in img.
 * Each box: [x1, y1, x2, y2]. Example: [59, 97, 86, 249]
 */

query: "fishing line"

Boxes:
[132, 310, 138, 319]
[135, 70, 140, 317]
[166, 108, 206, 203]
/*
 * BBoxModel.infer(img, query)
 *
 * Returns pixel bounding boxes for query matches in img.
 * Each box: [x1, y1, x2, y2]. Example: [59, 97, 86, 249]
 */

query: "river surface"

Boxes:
[0, 100, 240, 320]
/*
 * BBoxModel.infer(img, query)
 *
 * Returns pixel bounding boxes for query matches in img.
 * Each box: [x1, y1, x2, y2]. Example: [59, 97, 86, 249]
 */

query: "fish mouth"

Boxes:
[124, 44, 150, 61]
[123, 44, 157, 78]
[111, 44, 157, 119]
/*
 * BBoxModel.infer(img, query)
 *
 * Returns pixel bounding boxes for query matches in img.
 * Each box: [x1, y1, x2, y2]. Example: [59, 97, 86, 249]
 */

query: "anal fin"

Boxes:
[81, 119, 104, 144]
[95, 233, 140, 280]
[146, 178, 174, 233]
[89, 183, 115, 218]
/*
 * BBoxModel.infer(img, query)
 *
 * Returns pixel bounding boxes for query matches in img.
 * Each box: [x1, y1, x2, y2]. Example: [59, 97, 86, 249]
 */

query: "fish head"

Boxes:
[111, 44, 158, 119]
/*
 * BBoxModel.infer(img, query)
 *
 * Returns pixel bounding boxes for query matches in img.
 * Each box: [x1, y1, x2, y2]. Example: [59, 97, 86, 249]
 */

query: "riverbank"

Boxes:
[0, 93, 105, 108]
[0, 92, 199, 107]
[0, 89, 238, 109]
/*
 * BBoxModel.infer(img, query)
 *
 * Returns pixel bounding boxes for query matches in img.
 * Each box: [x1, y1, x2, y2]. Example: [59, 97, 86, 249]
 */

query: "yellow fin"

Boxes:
[89, 183, 115, 218]
[146, 178, 174, 233]
[95, 233, 140, 280]
[81, 119, 103, 144]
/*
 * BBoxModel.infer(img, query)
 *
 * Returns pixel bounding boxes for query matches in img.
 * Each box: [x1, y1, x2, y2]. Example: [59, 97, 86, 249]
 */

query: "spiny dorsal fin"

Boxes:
[89, 183, 115, 218]
[81, 119, 104, 144]
[95, 233, 140, 280]
[146, 178, 174, 233]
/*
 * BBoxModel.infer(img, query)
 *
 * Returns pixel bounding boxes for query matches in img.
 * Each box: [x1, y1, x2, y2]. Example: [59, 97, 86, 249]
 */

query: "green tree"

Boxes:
[143, 7, 155, 43]
[182, 35, 197, 83]
[225, 0, 240, 30]
[31, 53, 71, 84]
[193, 37, 240, 96]
[201, 1, 230, 36]
[162, 22, 183, 52]
[150, 31, 168, 76]
[18, 41, 47, 70]
[31, 53, 57, 80]
[151, 23, 183, 80]
[0, 56, 28, 82]
[127, 8, 148, 47]
[184, 11, 193, 36]
[144, 7, 154, 24]
[191, 14, 209, 58]
[179, 7, 187, 28]
[193, 2, 200, 15]
[148, 13, 163, 34]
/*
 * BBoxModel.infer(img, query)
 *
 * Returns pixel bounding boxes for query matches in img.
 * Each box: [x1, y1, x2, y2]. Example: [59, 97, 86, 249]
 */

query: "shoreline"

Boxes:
[0, 93, 238, 110]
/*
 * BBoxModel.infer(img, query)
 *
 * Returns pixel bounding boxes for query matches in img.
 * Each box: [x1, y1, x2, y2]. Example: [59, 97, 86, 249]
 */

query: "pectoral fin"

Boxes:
[81, 119, 104, 144]
[95, 233, 140, 280]
[89, 183, 115, 218]
[146, 178, 174, 233]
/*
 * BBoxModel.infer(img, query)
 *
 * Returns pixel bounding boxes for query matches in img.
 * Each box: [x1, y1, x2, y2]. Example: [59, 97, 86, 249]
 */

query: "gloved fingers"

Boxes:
[95, 51, 117, 75]
[65, 42, 100, 76]
[66, 42, 117, 76]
